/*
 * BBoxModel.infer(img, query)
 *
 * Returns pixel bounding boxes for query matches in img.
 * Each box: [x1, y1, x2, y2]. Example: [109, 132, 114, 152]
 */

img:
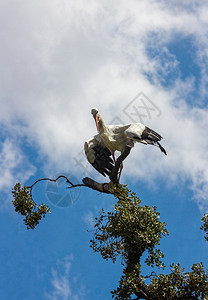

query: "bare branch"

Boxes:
[28, 175, 85, 193]
[109, 146, 131, 184]
[82, 177, 115, 194]
[28, 175, 117, 200]
[26, 145, 132, 197]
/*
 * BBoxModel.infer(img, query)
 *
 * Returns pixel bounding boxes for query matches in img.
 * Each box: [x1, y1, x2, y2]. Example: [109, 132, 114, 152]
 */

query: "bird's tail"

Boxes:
[140, 127, 167, 155]
[156, 142, 167, 155]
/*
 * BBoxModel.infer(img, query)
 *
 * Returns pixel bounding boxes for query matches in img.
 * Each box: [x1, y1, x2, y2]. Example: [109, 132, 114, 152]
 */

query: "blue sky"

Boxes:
[1, 1, 208, 299]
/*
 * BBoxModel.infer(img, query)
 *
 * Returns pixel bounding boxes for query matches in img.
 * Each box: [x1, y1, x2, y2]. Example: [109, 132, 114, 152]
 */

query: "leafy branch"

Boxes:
[12, 183, 50, 229]
[201, 214, 208, 242]
[12, 175, 88, 229]
[11, 149, 208, 298]
[90, 184, 168, 299]
[150, 262, 208, 299]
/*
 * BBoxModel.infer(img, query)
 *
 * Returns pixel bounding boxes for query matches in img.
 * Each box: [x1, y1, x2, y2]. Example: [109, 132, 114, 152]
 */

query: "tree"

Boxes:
[12, 153, 208, 299]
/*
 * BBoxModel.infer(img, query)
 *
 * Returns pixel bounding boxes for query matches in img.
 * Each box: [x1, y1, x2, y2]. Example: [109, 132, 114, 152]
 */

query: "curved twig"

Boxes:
[27, 175, 117, 204]
[27, 176, 86, 205]
[28, 175, 85, 191]
[144, 271, 156, 279]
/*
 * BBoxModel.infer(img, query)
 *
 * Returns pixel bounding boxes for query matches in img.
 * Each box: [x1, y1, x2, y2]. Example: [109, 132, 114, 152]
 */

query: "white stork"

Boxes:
[84, 108, 167, 177]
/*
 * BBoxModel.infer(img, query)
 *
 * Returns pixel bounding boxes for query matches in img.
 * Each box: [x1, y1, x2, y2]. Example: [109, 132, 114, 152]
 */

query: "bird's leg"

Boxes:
[112, 152, 123, 181]
[112, 152, 116, 164]
[118, 162, 123, 181]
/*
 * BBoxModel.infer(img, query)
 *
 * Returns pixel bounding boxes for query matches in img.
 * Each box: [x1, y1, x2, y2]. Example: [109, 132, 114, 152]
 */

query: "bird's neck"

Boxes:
[98, 117, 106, 133]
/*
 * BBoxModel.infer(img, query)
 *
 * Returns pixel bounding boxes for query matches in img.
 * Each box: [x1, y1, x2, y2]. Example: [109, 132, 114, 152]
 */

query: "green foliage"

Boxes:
[90, 184, 208, 299]
[150, 262, 208, 299]
[90, 184, 168, 299]
[12, 183, 50, 229]
[11, 180, 208, 299]
[201, 214, 208, 242]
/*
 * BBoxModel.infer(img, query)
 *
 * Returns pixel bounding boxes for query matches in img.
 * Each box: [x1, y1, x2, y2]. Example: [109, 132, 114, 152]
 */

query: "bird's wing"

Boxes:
[84, 135, 114, 176]
[107, 124, 130, 132]
[124, 123, 146, 141]
[125, 123, 167, 155]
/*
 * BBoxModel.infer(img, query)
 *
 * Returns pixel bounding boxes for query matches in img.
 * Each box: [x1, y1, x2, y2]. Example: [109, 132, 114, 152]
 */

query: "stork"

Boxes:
[84, 108, 166, 178]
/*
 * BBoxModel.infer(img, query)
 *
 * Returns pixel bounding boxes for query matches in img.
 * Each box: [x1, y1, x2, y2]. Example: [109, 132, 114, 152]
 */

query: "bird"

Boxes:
[84, 134, 115, 177]
[84, 107, 167, 177]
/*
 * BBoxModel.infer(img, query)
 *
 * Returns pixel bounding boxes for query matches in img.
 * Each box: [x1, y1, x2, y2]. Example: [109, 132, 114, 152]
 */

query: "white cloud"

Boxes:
[0, 139, 36, 190]
[1, 0, 208, 210]
[82, 210, 95, 230]
[46, 255, 85, 300]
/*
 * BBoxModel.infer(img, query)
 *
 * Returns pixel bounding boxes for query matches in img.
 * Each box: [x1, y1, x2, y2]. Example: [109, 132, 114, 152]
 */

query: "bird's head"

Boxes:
[91, 107, 99, 117]
[91, 108, 100, 132]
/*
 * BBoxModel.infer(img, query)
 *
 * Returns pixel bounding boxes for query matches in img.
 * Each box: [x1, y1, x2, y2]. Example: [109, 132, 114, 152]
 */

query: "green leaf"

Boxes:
[12, 183, 50, 229]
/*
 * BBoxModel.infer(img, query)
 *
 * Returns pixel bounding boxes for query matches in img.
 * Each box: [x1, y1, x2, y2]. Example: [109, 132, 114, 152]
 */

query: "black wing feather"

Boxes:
[140, 126, 167, 155]
[91, 145, 114, 176]
[84, 136, 114, 176]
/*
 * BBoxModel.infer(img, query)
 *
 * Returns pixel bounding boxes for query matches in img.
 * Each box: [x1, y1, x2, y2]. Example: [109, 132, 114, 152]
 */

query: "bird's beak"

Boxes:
[94, 114, 99, 132]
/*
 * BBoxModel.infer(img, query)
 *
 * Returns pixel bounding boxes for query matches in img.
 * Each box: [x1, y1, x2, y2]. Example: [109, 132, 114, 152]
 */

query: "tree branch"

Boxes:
[27, 175, 117, 197]
[26, 146, 131, 197]
[109, 146, 131, 184]
[28, 175, 85, 193]
[82, 177, 115, 194]
[134, 286, 152, 300]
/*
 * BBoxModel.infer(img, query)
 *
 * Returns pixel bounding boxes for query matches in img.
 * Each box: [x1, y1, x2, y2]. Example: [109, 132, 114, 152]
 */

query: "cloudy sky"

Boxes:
[1, 1, 208, 299]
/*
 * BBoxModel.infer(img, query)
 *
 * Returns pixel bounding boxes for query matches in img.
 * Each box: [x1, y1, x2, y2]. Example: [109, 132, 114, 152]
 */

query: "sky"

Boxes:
[0, 0, 208, 299]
